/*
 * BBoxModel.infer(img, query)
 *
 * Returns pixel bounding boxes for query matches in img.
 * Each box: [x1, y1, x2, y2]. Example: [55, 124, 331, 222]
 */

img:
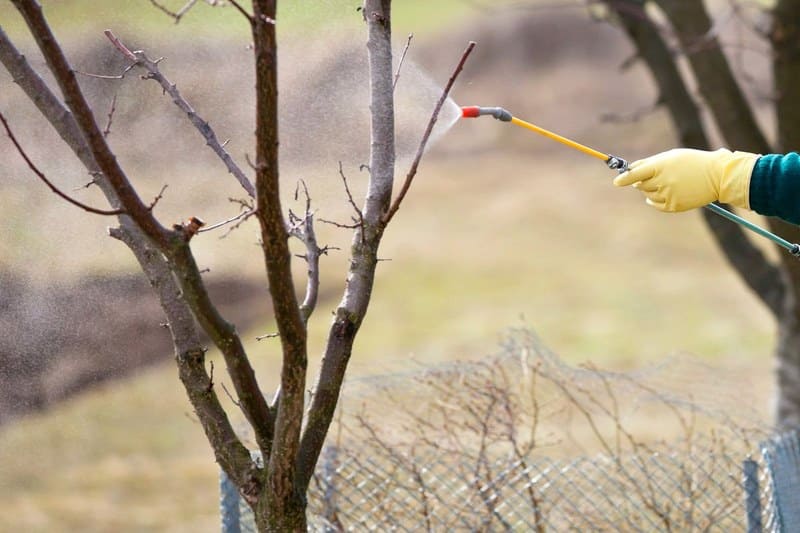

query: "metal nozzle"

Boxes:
[461, 106, 513, 122]
[605, 155, 629, 173]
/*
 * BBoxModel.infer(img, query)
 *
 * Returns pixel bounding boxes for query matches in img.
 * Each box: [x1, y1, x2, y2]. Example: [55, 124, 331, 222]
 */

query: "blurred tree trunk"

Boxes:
[771, 0, 800, 427]
[603, 0, 800, 427]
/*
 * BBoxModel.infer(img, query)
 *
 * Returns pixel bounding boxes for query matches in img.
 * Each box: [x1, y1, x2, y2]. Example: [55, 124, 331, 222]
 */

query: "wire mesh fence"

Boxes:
[219, 330, 795, 531]
[221, 433, 800, 532]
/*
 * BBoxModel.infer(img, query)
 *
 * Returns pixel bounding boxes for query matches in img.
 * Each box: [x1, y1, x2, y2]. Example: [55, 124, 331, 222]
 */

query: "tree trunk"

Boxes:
[603, 0, 800, 427]
[254, 494, 307, 532]
[772, 0, 800, 428]
[606, 0, 785, 316]
[650, 0, 800, 428]
[295, 0, 396, 493]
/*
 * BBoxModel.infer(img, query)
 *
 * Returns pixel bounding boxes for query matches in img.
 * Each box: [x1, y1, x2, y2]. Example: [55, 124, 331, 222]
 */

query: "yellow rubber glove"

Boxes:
[613, 148, 759, 212]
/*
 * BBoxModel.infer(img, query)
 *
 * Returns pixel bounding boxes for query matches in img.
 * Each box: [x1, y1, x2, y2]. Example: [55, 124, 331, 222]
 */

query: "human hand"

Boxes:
[613, 148, 759, 212]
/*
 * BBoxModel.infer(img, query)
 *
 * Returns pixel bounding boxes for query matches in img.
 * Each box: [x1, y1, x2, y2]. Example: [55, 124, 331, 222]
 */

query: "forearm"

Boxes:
[750, 152, 800, 224]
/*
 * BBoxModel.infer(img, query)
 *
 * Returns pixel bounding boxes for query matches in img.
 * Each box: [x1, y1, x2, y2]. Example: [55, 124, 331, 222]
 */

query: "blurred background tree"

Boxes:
[600, 0, 800, 428]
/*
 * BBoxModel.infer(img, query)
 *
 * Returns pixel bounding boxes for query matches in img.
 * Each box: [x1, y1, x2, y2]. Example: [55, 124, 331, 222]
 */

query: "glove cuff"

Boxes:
[719, 150, 760, 209]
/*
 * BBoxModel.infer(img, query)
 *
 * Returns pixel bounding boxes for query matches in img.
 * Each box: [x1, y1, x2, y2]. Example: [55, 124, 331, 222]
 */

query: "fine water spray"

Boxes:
[461, 105, 800, 259]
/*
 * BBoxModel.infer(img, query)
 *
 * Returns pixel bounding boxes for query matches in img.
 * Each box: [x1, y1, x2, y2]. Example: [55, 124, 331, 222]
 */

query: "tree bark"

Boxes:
[771, 0, 800, 428]
[649, 0, 800, 427]
[10, 0, 174, 248]
[0, 15, 259, 493]
[605, 0, 785, 317]
[296, 0, 396, 493]
[249, 0, 309, 529]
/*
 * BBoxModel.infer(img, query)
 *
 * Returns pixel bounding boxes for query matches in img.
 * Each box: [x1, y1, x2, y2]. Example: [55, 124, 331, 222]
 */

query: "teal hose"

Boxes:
[704, 203, 800, 257]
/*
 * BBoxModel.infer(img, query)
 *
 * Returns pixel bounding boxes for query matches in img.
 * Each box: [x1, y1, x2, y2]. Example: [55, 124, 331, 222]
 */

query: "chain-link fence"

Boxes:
[221, 432, 800, 532]
[219, 331, 792, 531]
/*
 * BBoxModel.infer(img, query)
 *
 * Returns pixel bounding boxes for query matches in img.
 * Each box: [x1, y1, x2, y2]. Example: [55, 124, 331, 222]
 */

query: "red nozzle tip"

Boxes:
[461, 106, 481, 118]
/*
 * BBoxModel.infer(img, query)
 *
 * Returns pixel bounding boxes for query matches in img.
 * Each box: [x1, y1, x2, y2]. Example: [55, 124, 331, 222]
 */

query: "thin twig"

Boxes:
[318, 218, 360, 230]
[73, 176, 99, 191]
[103, 29, 137, 61]
[206, 360, 215, 393]
[148, 184, 168, 210]
[198, 208, 256, 234]
[103, 30, 256, 198]
[148, 0, 182, 19]
[74, 70, 124, 80]
[103, 93, 118, 137]
[337, 161, 365, 242]
[0, 111, 124, 216]
[227, 0, 254, 22]
[174, 0, 200, 21]
[229, 196, 254, 210]
[256, 332, 279, 341]
[383, 41, 476, 224]
[148, 0, 200, 23]
[221, 382, 242, 408]
[74, 63, 137, 82]
[393, 33, 413, 92]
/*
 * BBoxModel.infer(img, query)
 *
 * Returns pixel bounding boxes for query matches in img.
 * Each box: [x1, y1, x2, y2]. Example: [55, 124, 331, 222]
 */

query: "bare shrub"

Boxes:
[306, 329, 769, 531]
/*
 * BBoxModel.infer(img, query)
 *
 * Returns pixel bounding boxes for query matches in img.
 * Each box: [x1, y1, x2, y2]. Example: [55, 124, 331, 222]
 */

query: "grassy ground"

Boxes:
[0, 1, 779, 530]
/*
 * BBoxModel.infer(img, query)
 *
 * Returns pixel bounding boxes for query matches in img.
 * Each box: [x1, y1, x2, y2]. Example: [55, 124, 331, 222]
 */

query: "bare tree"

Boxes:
[0, 0, 472, 529]
[589, 0, 800, 428]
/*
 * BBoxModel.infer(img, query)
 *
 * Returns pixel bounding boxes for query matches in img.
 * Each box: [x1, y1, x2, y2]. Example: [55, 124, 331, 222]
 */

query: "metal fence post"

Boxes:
[220, 469, 241, 533]
[220, 452, 262, 533]
[743, 458, 762, 533]
[761, 430, 800, 533]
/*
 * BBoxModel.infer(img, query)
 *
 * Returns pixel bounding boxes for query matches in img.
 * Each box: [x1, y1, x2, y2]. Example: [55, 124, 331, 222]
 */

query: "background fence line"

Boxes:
[221, 431, 800, 532]
[219, 331, 787, 531]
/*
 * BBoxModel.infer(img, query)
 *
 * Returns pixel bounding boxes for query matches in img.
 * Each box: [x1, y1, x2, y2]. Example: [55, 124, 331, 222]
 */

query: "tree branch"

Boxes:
[109, 226, 260, 501]
[169, 239, 275, 447]
[0, 19, 259, 495]
[362, 1, 396, 227]
[0, 25, 105, 191]
[252, 0, 308, 518]
[228, 0, 255, 22]
[288, 181, 323, 324]
[654, 0, 770, 153]
[393, 33, 413, 92]
[198, 207, 256, 234]
[103, 30, 256, 199]
[382, 40, 476, 225]
[0, 111, 124, 216]
[103, 93, 118, 137]
[295, 0, 396, 494]
[148, 0, 200, 23]
[11, 0, 173, 248]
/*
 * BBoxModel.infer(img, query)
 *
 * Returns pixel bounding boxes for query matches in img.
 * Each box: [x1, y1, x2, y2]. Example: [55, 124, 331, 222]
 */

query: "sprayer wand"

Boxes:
[462, 105, 800, 258]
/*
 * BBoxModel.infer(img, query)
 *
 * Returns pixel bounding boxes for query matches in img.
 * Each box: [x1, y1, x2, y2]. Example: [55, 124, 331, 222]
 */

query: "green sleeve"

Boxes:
[750, 152, 800, 225]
